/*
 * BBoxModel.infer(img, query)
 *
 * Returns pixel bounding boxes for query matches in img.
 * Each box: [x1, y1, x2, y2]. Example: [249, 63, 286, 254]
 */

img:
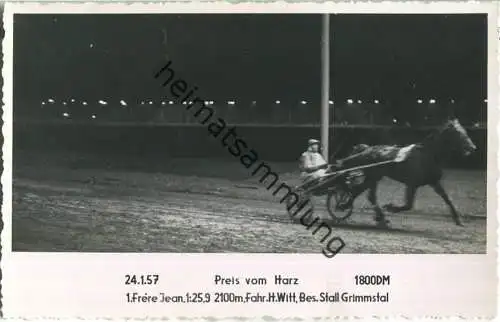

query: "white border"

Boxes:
[2, 1, 498, 319]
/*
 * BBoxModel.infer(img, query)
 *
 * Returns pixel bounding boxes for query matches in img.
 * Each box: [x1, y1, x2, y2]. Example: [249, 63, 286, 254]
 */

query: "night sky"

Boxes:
[13, 14, 486, 107]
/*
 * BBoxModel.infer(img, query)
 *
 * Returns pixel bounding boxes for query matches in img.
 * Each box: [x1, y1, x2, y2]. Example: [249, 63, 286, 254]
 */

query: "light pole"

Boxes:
[321, 14, 330, 161]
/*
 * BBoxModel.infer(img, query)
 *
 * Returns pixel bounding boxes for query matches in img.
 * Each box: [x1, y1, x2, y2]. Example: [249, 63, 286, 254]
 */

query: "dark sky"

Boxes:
[13, 14, 486, 105]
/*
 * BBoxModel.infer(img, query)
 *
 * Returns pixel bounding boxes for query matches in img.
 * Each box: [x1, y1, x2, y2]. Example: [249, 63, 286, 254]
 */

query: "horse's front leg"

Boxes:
[384, 185, 417, 213]
[430, 181, 464, 226]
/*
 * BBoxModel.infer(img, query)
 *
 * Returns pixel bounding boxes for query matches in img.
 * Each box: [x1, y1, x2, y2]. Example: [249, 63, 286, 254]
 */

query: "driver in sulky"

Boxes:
[299, 139, 331, 183]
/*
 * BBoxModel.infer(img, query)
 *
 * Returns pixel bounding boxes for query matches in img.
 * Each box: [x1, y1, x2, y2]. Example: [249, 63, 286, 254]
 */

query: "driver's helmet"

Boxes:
[308, 139, 320, 147]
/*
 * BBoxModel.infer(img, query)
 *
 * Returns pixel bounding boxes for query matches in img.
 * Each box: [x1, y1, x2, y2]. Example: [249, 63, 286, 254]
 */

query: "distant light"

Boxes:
[82, 101, 88, 106]
[357, 100, 362, 104]
[204, 101, 211, 105]
[149, 101, 153, 105]
[161, 101, 166, 106]
[347, 99, 353, 104]
[62, 112, 70, 118]
[374, 100, 379, 104]
[329, 100, 334, 105]
[417, 99, 423, 104]
[98, 100, 108, 106]
[70, 98, 75, 103]
[120, 100, 127, 107]
[275, 100, 281, 104]
[450, 99, 455, 104]
[188, 101, 194, 105]
[429, 99, 436, 104]
[62, 101, 67, 106]
[210, 101, 214, 105]
[41, 101, 46, 105]
[47, 98, 55, 103]
[91, 114, 96, 119]
[392, 118, 397, 123]
[89, 43, 94, 48]
[169, 101, 174, 105]
[228, 101, 235, 105]
[141, 101, 145, 105]
[182, 101, 187, 105]
[300, 100, 307, 105]
[251, 101, 257, 105]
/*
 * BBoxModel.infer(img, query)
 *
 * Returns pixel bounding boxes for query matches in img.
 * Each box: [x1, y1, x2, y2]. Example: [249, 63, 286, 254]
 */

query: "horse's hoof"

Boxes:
[376, 222, 390, 229]
[454, 214, 466, 226]
[375, 217, 391, 228]
[383, 204, 396, 213]
[374, 218, 391, 228]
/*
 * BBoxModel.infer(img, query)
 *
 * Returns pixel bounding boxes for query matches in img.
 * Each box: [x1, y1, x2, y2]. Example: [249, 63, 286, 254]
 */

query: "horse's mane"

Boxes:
[421, 121, 449, 146]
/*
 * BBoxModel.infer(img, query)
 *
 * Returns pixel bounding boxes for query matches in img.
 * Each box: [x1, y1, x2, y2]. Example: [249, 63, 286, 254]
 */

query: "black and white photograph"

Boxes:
[11, 12, 487, 255]
[2, 2, 498, 319]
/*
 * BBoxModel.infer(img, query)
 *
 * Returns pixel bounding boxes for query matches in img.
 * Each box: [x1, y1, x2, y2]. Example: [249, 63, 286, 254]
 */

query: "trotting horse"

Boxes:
[336, 115, 477, 228]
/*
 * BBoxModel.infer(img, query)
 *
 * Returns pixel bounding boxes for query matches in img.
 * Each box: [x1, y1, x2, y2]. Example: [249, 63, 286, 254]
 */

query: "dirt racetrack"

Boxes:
[12, 153, 487, 254]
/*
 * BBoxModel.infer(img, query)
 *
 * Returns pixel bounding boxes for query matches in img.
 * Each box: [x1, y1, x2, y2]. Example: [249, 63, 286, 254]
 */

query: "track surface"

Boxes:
[12, 156, 487, 254]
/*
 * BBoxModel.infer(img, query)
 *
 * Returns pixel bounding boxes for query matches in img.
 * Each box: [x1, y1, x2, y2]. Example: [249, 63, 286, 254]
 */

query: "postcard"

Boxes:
[2, 1, 497, 318]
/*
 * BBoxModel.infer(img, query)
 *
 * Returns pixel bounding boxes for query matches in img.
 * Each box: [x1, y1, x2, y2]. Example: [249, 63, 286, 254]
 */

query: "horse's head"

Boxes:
[440, 117, 477, 156]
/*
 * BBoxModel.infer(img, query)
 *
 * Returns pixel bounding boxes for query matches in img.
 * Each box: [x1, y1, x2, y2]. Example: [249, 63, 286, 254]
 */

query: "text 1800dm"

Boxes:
[125, 292, 389, 304]
[354, 275, 390, 286]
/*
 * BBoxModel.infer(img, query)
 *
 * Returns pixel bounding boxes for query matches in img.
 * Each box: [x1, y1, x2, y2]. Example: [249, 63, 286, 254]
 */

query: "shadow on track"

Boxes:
[308, 217, 477, 243]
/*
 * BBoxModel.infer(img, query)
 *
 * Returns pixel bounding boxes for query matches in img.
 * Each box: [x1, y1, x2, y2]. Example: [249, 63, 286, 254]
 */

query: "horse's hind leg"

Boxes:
[430, 181, 464, 226]
[367, 179, 390, 227]
[384, 185, 417, 213]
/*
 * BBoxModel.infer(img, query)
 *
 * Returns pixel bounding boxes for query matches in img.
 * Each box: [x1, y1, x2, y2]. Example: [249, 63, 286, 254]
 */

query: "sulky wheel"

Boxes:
[326, 187, 354, 223]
